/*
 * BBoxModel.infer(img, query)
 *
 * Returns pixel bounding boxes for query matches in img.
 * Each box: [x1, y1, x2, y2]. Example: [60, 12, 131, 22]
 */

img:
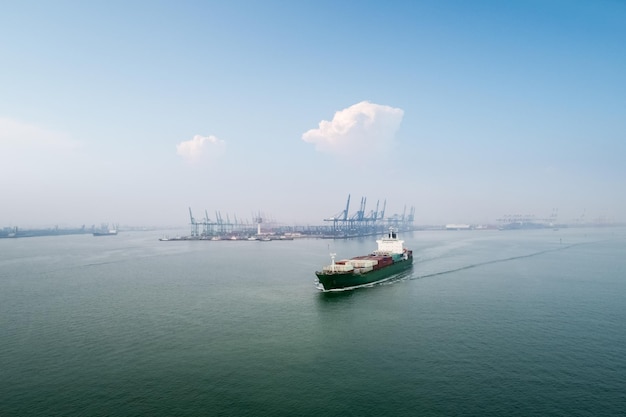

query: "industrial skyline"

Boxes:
[1, 2, 625, 228]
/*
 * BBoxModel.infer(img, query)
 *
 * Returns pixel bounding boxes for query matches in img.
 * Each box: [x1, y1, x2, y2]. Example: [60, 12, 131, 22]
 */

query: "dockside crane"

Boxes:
[386, 205, 405, 229]
[343, 194, 350, 226]
[408, 206, 415, 226]
[215, 211, 224, 235]
[226, 213, 235, 234]
[188, 207, 199, 237]
[202, 209, 211, 236]
[352, 196, 367, 222]
[363, 199, 384, 233]
[346, 196, 365, 233]
[324, 194, 351, 236]
[372, 200, 380, 221]
[323, 195, 408, 237]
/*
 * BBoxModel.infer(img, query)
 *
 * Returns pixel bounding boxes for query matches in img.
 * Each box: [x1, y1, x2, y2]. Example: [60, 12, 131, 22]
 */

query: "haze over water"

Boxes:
[2, 3, 625, 415]
[2, 227, 625, 416]
[2, 2, 625, 227]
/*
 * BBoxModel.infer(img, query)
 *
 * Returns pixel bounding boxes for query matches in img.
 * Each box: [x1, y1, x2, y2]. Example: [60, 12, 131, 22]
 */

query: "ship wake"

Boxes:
[412, 241, 590, 281]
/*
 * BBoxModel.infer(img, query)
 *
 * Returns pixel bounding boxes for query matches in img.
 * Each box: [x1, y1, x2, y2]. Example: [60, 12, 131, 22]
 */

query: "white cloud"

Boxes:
[0, 117, 80, 150]
[302, 101, 404, 157]
[176, 134, 225, 162]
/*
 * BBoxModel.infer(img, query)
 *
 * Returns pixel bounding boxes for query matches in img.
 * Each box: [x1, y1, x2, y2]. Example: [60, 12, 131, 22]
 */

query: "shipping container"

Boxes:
[348, 259, 378, 268]
[323, 264, 354, 273]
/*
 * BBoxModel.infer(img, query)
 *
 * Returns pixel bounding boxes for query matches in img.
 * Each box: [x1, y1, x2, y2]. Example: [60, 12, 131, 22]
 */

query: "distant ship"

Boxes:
[315, 228, 413, 291]
[93, 224, 118, 236]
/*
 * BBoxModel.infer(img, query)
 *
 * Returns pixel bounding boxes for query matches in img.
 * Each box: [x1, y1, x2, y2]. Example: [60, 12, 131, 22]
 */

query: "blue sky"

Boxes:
[1, 0, 625, 227]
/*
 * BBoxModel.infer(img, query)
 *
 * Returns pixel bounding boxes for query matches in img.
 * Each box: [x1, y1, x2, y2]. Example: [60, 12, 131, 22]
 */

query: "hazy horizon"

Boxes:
[2, 1, 625, 229]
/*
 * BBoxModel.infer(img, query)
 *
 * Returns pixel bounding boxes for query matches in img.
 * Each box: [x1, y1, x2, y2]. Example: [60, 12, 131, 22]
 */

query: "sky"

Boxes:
[1, 0, 625, 228]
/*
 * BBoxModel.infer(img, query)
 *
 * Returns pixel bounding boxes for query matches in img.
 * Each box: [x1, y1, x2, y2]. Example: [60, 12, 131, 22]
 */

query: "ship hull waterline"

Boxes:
[315, 257, 413, 291]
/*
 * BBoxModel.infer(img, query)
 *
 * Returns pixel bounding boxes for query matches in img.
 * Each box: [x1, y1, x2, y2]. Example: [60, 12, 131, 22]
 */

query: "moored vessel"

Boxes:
[315, 228, 413, 291]
[93, 229, 117, 236]
[93, 224, 118, 236]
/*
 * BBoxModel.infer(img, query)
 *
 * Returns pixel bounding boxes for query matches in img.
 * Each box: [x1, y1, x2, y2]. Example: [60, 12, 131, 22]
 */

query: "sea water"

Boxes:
[1, 227, 625, 416]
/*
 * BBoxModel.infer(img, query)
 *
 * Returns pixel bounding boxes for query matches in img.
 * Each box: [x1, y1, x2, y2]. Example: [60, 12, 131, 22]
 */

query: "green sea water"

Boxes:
[1, 227, 625, 416]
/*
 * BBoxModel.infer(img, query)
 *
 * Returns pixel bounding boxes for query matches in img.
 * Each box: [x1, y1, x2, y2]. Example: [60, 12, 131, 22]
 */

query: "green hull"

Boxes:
[315, 257, 413, 291]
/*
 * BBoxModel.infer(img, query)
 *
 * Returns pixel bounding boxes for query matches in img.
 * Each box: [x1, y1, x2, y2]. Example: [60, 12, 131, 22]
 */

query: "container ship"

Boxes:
[315, 228, 413, 291]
